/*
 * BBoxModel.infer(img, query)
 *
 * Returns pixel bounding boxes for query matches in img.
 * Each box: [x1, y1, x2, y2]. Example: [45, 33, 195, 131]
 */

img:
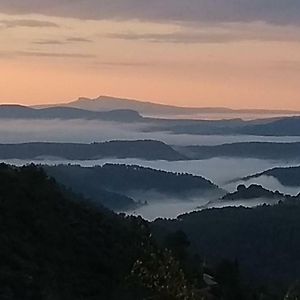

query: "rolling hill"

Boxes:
[44, 164, 222, 208]
[241, 166, 300, 187]
[183, 142, 300, 161]
[0, 105, 142, 122]
[0, 140, 186, 161]
[239, 117, 300, 136]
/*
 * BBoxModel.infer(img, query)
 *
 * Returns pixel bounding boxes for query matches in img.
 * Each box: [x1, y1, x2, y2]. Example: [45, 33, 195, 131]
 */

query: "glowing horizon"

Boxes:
[1, 1, 300, 110]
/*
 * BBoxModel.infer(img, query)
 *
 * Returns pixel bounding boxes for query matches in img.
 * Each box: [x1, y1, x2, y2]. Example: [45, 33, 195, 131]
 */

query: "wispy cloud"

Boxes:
[107, 23, 300, 44]
[66, 37, 92, 43]
[0, 19, 59, 28]
[33, 39, 64, 45]
[33, 37, 93, 45]
[97, 61, 154, 67]
[15, 51, 96, 58]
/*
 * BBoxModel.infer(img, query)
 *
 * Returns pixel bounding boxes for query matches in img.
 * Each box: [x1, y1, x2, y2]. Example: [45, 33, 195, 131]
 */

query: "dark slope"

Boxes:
[0, 164, 226, 300]
[241, 166, 300, 187]
[0, 164, 149, 299]
[184, 142, 300, 160]
[44, 164, 221, 206]
[0, 105, 142, 122]
[0, 140, 186, 161]
[154, 201, 300, 291]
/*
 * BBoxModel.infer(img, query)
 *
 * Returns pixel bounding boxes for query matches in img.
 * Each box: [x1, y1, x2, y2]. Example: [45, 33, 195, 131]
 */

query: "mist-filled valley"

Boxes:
[3, 0, 300, 297]
[1, 120, 300, 219]
[1, 97, 300, 299]
[0, 103, 300, 220]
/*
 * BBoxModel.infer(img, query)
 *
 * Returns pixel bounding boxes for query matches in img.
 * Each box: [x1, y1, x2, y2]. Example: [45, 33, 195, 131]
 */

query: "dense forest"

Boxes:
[242, 166, 300, 187]
[1, 163, 300, 299]
[154, 200, 300, 298]
[44, 164, 221, 210]
[0, 164, 211, 299]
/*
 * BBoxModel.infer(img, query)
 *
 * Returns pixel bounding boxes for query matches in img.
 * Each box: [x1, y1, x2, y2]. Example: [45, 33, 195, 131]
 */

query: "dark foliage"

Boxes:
[44, 164, 220, 211]
[154, 202, 300, 297]
[0, 164, 158, 299]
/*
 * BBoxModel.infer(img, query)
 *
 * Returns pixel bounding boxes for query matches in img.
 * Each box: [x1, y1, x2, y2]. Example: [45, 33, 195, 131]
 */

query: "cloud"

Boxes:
[33, 39, 64, 45]
[66, 37, 92, 43]
[107, 23, 300, 44]
[0, 1, 299, 26]
[33, 37, 93, 45]
[15, 51, 96, 58]
[0, 19, 59, 28]
[97, 61, 155, 68]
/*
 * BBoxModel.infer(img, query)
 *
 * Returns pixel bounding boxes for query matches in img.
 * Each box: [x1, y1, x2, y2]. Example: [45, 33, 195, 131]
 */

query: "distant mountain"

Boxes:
[239, 116, 300, 136]
[36, 95, 300, 117]
[183, 142, 300, 161]
[0, 140, 186, 161]
[45, 164, 222, 208]
[0, 104, 142, 122]
[241, 166, 300, 187]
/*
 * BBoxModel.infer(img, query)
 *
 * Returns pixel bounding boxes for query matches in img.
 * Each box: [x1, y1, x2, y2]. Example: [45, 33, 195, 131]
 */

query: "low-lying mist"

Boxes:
[3, 157, 299, 220]
[127, 198, 212, 221]
[2, 157, 296, 186]
[127, 195, 281, 221]
[225, 175, 300, 196]
[1, 119, 300, 146]
[1, 118, 300, 220]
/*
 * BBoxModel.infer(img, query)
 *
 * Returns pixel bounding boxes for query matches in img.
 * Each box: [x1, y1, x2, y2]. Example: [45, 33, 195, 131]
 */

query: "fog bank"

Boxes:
[1, 119, 300, 146]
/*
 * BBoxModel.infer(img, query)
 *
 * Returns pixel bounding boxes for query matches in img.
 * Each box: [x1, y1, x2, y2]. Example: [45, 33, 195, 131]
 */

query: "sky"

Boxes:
[0, 1, 300, 109]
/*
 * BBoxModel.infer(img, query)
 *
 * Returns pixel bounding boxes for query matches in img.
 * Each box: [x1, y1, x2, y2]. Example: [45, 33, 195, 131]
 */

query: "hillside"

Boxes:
[0, 163, 298, 299]
[0, 164, 145, 299]
[0, 163, 210, 300]
[0, 140, 186, 161]
[0, 105, 142, 122]
[154, 201, 300, 294]
[183, 142, 300, 161]
[239, 117, 300, 136]
[44, 164, 222, 208]
[241, 166, 300, 187]
[221, 184, 291, 201]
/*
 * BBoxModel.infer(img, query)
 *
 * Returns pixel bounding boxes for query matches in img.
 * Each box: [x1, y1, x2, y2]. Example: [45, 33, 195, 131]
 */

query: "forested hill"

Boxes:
[0, 105, 142, 122]
[0, 140, 186, 161]
[221, 184, 294, 201]
[241, 166, 300, 187]
[153, 201, 300, 296]
[44, 164, 221, 209]
[0, 164, 210, 300]
[1, 163, 299, 299]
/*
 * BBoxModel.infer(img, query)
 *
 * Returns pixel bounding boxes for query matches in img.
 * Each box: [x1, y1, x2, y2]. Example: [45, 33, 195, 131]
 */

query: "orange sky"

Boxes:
[1, 13, 300, 109]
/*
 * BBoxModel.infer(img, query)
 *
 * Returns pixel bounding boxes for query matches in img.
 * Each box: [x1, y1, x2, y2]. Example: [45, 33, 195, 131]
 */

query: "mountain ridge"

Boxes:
[0, 140, 187, 161]
[33, 95, 300, 117]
